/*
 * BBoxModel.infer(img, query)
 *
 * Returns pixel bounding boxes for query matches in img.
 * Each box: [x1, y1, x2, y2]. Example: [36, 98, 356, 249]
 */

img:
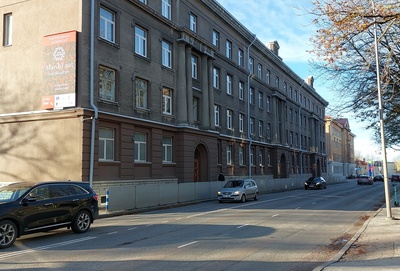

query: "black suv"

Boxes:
[0, 181, 99, 249]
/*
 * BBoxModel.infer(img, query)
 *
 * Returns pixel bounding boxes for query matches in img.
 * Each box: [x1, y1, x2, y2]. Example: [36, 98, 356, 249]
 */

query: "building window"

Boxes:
[162, 40, 172, 68]
[238, 49, 243, 67]
[100, 7, 115, 43]
[294, 89, 298, 102]
[258, 120, 263, 137]
[135, 78, 148, 109]
[267, 123, 271, 139]
[239, 113, 244, 133]
[212, 30, 219, 48]
[266, 69, 270, 84]
[162, 136, 173, 163]
[226, 145, 232, 165]
[162, 0, 171, 20]
[162, 87, 172, 115]
[139, 0, 147, 3]
[135, 26, 147, 57]
[258, 64, 262, 79]
[226, 74, 232, 95]
[258, 92, 263, 108]
[289, 86, 293, 99]
[239, 81, 244, 100]
[250, 117, 254, 135]
[249, 87, 254, 104]
[239, 146, 244, 165]
[191, 55, 198, 79]
[214, 104, 220, 126]
[189, 13, 197, 32]
[213, 67, 220, 89]
[266, 95, 270, 112]
[227, 109, 233, 130]
[99, 66, 116, 102]
[268, 151, 271, 166]
[275, 76, 280, 88]
[259, 150, 263, 166]
[250, 148, 254, 166]
[99, 128, 114, 161]
[284, 82, 287, 93]
[134, 133, 147, 162]
[3, 13, 12, 46]
[249, 57, 254, 74]
[226, 40, 232, 59]
[193, 97, 198, 121]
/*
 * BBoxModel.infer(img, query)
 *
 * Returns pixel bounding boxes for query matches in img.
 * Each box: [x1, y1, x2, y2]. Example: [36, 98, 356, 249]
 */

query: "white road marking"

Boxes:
[0, 236, 96, 260]
[178, 241, 198, 248]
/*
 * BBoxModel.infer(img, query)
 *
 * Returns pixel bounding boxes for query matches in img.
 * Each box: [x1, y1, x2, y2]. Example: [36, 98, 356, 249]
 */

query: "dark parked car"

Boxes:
[0, 181, 99, 249]
[305, 177, 327, 190]
[357, 175, 373, 185]
[217, 179, 259, 203]
[373, 174, 384, 182]
[391, 175, 400, 182]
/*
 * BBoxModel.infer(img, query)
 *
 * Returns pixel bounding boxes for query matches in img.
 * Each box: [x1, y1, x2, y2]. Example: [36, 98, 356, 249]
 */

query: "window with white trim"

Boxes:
[226, 145, 232, 165]
[214, 104, 220, 126]
[250, 117, 254, 135]
[99, 128, 114, 161]
[258, 120, 263, 137]
[258, 64, 262, 79]
[267, 123, 271, 139]
[162, 40, 172, 68]
[189, 13, 197, 32]
[135, 26, 147, 57]
[191, 55, 198, 79]
[212, 30, 219, 48]
[135, 78, 147, 109]
[266, 95, 271, 112]
[250, 87, 254, 104]
[259, 150, 263, 166]
[239, 113, 244, 133]
[239, 146, 244, 165]
[213, 67, 220, 89]
[100, 7, 115, 43]
[238, 49, 243, 67]
[239, 81, 244, 100]
[99, 66, 116, 102]
[162, 87, 172, 115]
[227, 109, 233, 130]
[258, 92, 263, 108]
[266, 69, 270, 84]
[226, 40, 232, 59]
[226, 74, 232, 95]
[162, 0, 171, 20]
[162, 136, 173, 162]
[249, 57, 254, 74]
[134, 133, 147, 162]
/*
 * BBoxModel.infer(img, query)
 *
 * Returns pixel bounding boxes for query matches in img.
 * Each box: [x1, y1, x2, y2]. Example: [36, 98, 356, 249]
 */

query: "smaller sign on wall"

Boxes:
[42, 30, 77, 110]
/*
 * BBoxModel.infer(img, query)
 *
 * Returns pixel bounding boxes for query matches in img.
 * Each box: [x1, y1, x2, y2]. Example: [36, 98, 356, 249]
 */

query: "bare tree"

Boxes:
[308, 0, 400, 148]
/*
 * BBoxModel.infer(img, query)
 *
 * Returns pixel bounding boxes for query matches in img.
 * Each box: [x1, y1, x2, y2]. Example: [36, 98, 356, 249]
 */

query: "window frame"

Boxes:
[134, 132, 147, 162]
[212, 30, 219, 48]
[226, 145, 232, 165]
[162, 40, 172, 68]
[3, 13, 12, 46]
[99, 127, 115, 161]
[99, 65, 116, 102]
[226, 74, 232, 95]
[239, 113, 244, 133]
[239, 81, 244, 100]
[227, 109, 233, 130]
[162, 0, 171, 20]
[99, 6, 115, 43]
[191, 55, 198, 79]
[134, 25, 147, 57]
[162, 136, 173, 163]
[213, 67, 220, 89]
[135, 78, 148, 109]
[189, 13, 197, 32]
[162, 87, 172, 115]
[214, 104, 220, 127]
[226, 40, 232, 59]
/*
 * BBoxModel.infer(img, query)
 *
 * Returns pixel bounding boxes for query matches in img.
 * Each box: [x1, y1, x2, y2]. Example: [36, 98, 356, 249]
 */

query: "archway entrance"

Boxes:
[194, 144, 209, 182]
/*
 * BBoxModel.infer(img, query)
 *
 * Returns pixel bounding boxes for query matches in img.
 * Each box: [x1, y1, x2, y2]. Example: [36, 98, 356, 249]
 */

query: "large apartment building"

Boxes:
[0, 0, 328, 187]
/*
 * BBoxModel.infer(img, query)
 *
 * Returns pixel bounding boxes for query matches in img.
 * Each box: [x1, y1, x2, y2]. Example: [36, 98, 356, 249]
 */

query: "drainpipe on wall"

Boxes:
[89, 0, 99, 187]
[247, 35, 256, 179]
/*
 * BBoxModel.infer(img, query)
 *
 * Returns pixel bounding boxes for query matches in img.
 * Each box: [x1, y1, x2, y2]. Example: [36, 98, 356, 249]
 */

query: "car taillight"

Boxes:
[93, 194, 98, 201]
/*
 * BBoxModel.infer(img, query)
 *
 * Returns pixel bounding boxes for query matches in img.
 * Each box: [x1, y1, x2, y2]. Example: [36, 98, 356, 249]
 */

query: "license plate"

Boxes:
[309, 184, 314, 187]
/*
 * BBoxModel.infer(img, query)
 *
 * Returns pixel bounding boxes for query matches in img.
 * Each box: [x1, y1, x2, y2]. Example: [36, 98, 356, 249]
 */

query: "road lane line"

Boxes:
[178, 241, 198, 248]
[237, 224, 249, 229]
[0, 236, 96, 260]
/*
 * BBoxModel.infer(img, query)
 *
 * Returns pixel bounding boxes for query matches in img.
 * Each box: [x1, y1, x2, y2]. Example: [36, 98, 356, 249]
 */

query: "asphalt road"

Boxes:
[0, 180, 386, 271]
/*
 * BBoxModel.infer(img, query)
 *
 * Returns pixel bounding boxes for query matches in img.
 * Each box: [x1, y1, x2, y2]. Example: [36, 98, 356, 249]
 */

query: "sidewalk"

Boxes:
[313, 206, 400, 271]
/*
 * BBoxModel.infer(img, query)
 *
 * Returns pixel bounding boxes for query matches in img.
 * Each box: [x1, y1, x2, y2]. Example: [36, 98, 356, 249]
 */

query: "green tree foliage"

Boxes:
[309, 0, 400, 148]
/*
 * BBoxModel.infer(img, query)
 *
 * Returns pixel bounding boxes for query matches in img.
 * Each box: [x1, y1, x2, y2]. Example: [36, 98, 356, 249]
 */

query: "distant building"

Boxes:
[325, 117, 356, 176]
[0, 0, 328, 195]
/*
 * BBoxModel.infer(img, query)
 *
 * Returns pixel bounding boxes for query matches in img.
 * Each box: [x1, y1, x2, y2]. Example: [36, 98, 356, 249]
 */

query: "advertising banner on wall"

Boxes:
[42, 30, 77, 110]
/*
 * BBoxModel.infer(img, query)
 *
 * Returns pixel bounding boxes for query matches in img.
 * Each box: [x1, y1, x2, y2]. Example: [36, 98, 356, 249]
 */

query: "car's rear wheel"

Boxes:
[240, 194, 246, 203]
[0, 220, 17, 249]
[254, 192, 259, 201]
[71, 210, 91, 233]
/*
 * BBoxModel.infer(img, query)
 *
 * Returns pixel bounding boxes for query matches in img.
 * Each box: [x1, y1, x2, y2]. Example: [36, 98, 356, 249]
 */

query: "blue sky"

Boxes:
[216, 0, 396, 161]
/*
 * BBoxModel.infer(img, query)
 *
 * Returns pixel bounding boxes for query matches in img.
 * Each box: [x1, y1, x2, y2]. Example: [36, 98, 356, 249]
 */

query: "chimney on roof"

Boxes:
[306, 75, 314, 89]
[268, 41, 280, 56]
